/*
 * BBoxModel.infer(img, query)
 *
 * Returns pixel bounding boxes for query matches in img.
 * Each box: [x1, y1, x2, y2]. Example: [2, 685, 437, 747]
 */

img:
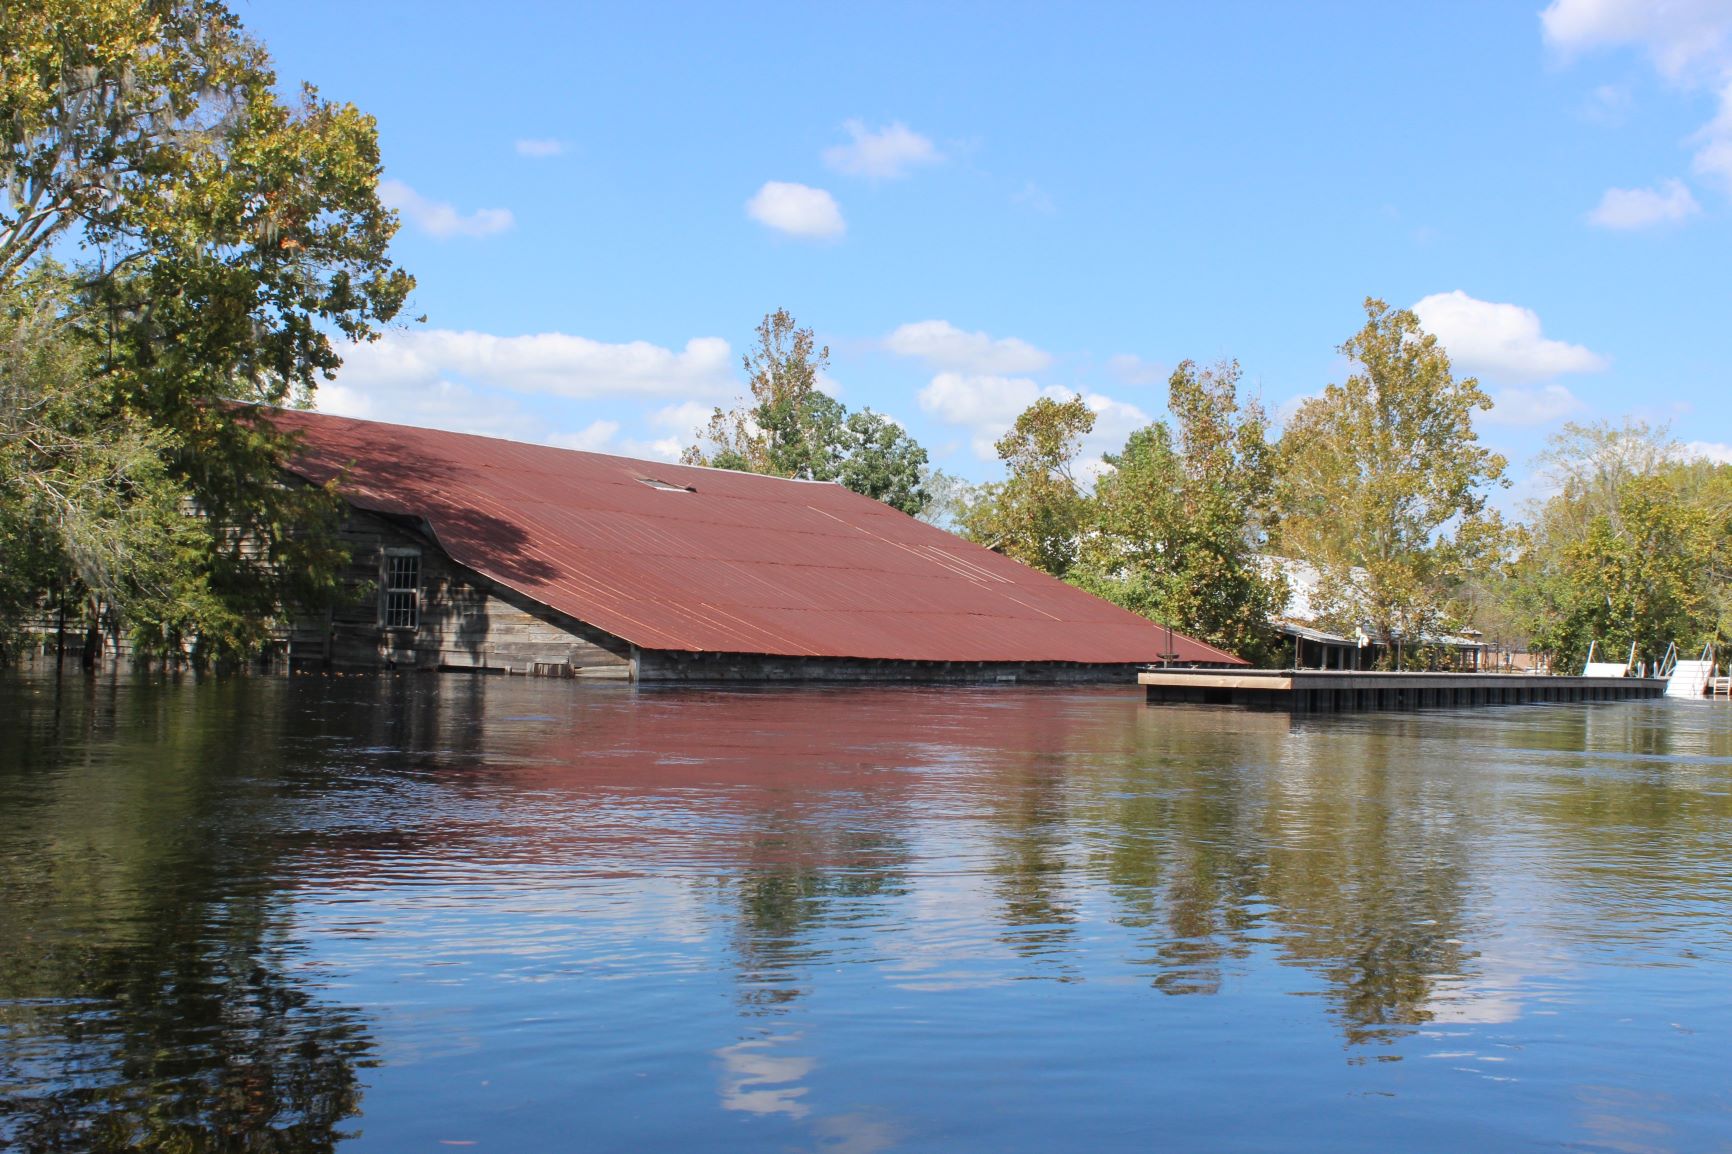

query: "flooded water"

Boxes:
[1, 673, 1730, 1152]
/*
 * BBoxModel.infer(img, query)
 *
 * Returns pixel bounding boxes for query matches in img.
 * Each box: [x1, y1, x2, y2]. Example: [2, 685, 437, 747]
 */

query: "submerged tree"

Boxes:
[686, 308, 841, 478]
[0, 269, 200, 659]
[1508, 420, 1728, 670]
[1540, 478, 1715, 667]
[683, 308, 932, 515]
[837, 408, 930, 515]
[1275, 298, 1509, 656]
[1070, 360, 1285, 663]
[915, 468, 977, 533]
[960, 394, 1095, 576]
[0, 0, 412, 661]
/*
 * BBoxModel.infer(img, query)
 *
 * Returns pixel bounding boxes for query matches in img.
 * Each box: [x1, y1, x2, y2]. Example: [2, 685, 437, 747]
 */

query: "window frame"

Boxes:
[380, 548, 422, 631]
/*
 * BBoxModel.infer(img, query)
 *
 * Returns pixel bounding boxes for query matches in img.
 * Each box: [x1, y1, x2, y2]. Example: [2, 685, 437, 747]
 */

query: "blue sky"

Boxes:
[248, 0, 1732, 495]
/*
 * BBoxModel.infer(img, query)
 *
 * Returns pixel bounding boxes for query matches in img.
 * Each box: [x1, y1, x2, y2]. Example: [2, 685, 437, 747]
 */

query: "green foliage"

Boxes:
[0, 266, 353, 662]
[1552, 479, 1714, 667]
[0, 1, 410, 663]
[0, 269, 190, 654]
[2, 1, 411, 365]
[961, 395, 1094, 576]
[1069, 360, 1285, 663]
[838, 408, 929, 516]
[683, 308, 931, 515]
[1510, 421, 1729, 670]
[1275, 298, 1509, 651]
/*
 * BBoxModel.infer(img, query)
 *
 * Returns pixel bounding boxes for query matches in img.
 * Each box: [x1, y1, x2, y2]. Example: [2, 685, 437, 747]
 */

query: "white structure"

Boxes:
[1581, 640, 1634, 678]
[1666, 645, 1716, 698]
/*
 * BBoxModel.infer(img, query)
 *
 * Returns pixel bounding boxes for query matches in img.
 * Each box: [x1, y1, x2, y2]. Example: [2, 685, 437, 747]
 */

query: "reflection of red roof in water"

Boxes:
[266, 407, 1244, 665]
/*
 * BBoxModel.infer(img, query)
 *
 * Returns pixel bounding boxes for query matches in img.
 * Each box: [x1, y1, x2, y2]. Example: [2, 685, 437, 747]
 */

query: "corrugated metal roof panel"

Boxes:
[266, 408, 1246, 666]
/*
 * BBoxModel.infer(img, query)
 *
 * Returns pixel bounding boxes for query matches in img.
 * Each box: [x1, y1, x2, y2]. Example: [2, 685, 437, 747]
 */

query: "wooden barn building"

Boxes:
[268, 408, 1243, 681]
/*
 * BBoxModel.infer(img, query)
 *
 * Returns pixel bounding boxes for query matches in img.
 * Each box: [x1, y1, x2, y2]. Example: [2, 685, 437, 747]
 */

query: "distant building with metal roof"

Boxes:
[267, 409, 1244, 680]
[1259, 556, 1484, 671]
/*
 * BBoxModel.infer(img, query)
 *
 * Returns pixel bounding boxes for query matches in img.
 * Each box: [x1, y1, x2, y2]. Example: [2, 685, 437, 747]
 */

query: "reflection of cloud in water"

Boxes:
[714, 1035, 815, 1118]
[1574, 1084, 1679, 1154]
[879, 825, 1022, 992]
[1422, 941, 1569, 1027]
[1422, 869, 1573, 1028]
[805, 1112, 903, 1154]
[714, 1038, 904, 1153]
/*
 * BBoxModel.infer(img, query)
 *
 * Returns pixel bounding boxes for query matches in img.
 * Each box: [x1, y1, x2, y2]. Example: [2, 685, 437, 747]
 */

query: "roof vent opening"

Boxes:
[637, 476, 695, 493]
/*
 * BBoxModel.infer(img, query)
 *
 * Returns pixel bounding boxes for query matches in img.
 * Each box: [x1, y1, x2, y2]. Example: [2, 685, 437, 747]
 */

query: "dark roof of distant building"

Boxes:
[265, 407, 1245, 666]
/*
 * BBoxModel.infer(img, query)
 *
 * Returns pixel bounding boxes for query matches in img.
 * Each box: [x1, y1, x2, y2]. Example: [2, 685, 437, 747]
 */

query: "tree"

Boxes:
[1275, 298, 1509, 658]
[1069, 360, 1285, 663]
[961, 395, 1094, 576]
[1508, 420, 1729, 670]
[1527, 477, 1716, 670]
[0, 1, 412, 662]
[684, 308, 837, 477]
[915, 468, 977, 533]
[683, 308, 932, 514]
[1531, 419, 1677, 537]
[0, 268, 200, 659]
[2, 1, 410, 388]
[837, 408, 929, 516]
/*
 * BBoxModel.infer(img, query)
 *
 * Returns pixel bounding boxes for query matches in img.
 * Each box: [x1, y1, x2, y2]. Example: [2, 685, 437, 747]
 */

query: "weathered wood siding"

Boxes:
[289, 508, 631, 676]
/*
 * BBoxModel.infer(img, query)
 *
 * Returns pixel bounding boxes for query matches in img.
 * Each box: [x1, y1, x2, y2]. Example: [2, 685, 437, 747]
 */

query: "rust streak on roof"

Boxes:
[264, 407, 1246, 666]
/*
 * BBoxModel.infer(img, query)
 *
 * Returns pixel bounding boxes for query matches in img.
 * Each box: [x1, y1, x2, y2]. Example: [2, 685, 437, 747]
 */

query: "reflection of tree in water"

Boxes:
[726, 815, 911, 1014]
[1100, 774, 1262, 997]
[1092, 713, 1477, 1043]
[0, 675, 374, 1152]
[986, 753, 1081, 975]
[1510, 706, 1732, 933]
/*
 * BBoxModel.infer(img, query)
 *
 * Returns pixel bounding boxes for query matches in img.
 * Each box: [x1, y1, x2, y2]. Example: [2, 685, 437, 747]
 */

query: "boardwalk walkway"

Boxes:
[1140, 669, 1666, 713]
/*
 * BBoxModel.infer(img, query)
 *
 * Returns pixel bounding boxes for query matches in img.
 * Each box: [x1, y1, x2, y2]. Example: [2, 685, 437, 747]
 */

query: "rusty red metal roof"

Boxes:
[264, 407, 1245, 666]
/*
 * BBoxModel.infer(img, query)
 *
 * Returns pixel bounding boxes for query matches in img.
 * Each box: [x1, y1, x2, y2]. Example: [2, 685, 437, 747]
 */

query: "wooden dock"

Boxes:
[1140, 668, 1666, 713]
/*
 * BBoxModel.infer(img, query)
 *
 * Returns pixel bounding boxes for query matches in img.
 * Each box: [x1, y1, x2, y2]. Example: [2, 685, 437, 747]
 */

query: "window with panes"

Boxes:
[381, 550, 420, 629]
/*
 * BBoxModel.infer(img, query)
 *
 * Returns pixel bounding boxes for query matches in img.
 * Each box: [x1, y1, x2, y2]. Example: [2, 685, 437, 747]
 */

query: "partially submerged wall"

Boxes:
[289, 508, 630, 677]
[632, 649, 1145, 684]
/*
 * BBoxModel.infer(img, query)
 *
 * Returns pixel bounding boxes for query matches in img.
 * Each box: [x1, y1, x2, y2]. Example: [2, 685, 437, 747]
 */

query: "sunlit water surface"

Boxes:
[2, 672, 1730, 1152]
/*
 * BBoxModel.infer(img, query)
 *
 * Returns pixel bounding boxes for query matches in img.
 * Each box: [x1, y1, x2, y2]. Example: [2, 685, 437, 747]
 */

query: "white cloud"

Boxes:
[1543, 1, 1732, 203]
[337, 329, 736, 401]
[1681, 439, 1732, 463]
[1542, 0, 1732, 80]
[745, 181, 845, 239]
[1411, 291, 1608, 382]
[547, 419, 684, 462]
[547, 420, 621, 451]
[651, 400, 719, 438]
[916, 373, 1147, 463]
[318, 331, 730, 462]
[317, 375, 537, 441]
[822, 120, 942, 180]
[515, 138, 564, 158]
[1106, 354, 1167, 386]
[379, 179, 514, 239]
[918, 372, 1042, 459]
[1076, 391, 1152, 466]
[1691, 110, 1732, 194]
[885, 320, 1053, 375]
[1482, 384, 1584, 426]
[1587, 179, 1702, 227]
